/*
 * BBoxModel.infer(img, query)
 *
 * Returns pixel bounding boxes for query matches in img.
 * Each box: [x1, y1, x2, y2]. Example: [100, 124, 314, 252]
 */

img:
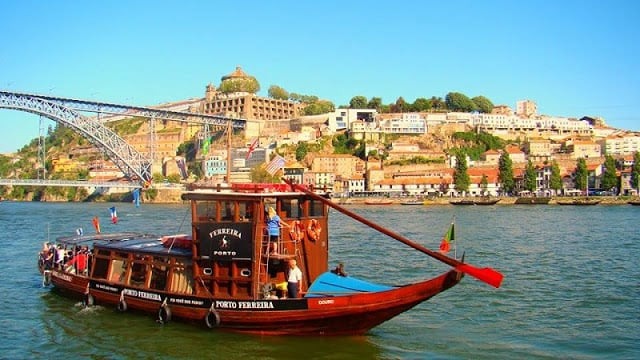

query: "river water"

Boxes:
[0, 201, 638, 359]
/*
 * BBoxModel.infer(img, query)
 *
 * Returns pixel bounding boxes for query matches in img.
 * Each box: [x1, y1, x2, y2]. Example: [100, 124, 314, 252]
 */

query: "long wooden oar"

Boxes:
[284, 179, 504, 288]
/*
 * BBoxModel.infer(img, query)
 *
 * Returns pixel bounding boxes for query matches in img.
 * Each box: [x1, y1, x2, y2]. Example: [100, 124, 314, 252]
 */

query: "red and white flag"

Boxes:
[246, 138, 259, 160]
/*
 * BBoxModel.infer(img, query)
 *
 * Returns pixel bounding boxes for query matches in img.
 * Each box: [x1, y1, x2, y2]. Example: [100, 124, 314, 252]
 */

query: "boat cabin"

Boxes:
[182, 183, 329, 300]
[43, 184, 330, 303]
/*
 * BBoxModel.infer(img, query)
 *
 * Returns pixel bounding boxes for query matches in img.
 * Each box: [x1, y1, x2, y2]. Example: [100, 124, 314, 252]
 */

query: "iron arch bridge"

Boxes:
[0, 90, 245, 183]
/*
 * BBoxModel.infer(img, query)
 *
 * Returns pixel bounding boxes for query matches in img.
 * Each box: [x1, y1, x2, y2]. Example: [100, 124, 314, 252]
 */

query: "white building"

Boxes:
[600, 134, 640, 155]
[472, 113, 591, 134]
[379, 113, 426, 134]
[327, 109, 376, 132]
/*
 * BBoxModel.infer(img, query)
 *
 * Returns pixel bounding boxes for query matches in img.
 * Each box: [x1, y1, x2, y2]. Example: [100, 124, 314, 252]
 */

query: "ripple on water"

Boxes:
[1, 202, 639, 359]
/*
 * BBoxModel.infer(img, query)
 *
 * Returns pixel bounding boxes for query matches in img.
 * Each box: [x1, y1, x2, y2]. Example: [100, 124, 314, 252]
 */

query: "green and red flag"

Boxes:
[439, 222, 455, 254]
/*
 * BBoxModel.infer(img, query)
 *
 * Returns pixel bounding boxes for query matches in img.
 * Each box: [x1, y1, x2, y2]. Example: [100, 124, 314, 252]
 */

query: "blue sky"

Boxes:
[1, 0, 639, 153]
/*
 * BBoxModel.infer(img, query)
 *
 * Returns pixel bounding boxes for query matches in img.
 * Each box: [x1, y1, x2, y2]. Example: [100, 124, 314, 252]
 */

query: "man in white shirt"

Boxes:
[287, 259, 302, 298]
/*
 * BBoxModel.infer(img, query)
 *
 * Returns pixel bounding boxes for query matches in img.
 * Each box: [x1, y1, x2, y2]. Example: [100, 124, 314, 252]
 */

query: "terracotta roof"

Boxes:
[505, 145, 524, 154]
[221, 66, 250, 81]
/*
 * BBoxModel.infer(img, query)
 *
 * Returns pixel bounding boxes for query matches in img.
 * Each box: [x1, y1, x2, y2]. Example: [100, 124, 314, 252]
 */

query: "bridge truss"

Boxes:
[0, 90, 245, 183]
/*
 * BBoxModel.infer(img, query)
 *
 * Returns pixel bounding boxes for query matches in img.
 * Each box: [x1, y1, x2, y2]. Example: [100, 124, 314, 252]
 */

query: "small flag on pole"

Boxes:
[265, 155, 285, 175]
[92, 216, 101, 234]
[133, 188, 141, 208]
[109, 206, 118, 224]
[439, 222, 455, 254]
[201, 137, 211, 155]
[246, 138, 259, 160]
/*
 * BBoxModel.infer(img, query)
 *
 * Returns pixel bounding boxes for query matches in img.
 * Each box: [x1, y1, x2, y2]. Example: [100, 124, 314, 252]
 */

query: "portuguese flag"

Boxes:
[439, 222, 455, 254]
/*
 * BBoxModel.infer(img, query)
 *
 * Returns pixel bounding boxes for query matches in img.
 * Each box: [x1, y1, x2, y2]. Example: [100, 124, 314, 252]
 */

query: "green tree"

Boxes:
[631, 151, 640, 192]
[391, 97, 408, 113]
[480, 174, 489, 195]
[601, 155, 618, 192]
[498, 151, 515, 194]
[295, 142, 308, 161]
[177, 141, 197, 161]
[575, 158, 588, 192]
[412, 97, 432, 112]
[524, 160, 537, 192]
[0, 154, 11, 177]
[349, 96, 368, 109]
[268, 85, 289, 100]
[250, 165, 279, 183]
[289, 92, 301, 102]
[166, 174, 182, 183]
[367, 97, 383, 110]
[303, 100, 335, 115]
[453, 153, 470, 193]
[152, 172, 165, 183]
[549, 161, 563, 194]
[429, 96, 445, 111]
[218, 77, 260, 94]
[332, 134, 360, 154]
[445, 92, 477, 112]
[471, 96, 494, 113]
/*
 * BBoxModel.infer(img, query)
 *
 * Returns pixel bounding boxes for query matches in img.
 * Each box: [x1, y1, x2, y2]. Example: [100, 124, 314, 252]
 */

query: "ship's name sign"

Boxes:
[123, 288, 162, 302]
[215, 300, 274, 309]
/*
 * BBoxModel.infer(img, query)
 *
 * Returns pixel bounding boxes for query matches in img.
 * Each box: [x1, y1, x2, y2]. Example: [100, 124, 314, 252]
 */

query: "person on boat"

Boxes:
[331, 263, 348, 277]
[65, 247, 88, 275]
[266, 206, 288, 254]
[40, 243, 54, 270]
[55, 245, 66, 270]
[286, 259, 302, 298]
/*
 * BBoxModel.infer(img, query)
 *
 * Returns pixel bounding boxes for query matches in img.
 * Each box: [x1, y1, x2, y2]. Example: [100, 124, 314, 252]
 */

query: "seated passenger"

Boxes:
[65, 251, 88, 275]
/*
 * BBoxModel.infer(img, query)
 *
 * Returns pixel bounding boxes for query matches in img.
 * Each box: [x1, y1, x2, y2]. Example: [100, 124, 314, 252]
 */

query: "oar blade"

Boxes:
[456, 264, 504, 288]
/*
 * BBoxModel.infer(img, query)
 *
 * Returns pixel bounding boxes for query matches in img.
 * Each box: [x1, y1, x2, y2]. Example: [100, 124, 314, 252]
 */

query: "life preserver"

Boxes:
[307, 219, 321, 241]
[83, 293, 95, 307]
[42, 271, 52, 287]
[117, 299, 128, 312]
[204, 303, 220, 329]
[158, 305, 172, 324]
[289, 221, 304, 242]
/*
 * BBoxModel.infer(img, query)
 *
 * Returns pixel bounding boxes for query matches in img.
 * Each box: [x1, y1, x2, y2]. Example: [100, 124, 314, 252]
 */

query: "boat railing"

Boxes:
[256, 224, 301, 297]
[258, 224, 298, 257]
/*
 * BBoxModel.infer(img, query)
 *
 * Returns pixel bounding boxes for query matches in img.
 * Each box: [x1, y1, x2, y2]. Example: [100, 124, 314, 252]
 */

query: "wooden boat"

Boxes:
[38, 182, 503, 336]
[627, 200, 640, 206]
[364, 199, 393, 205]
[449, 199, 475, 205]
[450, 198, 500, 206]
[400, 199, 424, 205]
[514, 197, 551, 205]
[556, 198, 601, 206]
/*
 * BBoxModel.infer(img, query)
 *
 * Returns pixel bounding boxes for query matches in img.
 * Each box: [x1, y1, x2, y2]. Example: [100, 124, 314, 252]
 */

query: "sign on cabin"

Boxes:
[197, 223, 253, 261]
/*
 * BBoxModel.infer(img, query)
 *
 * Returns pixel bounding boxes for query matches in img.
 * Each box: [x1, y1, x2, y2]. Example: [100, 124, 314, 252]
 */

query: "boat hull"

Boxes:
[515, 197, 551, 204]
[556, 199, 600, 205]
[45, 268, 462, 335]
[450, 199, 500, 205]
[364, 200, 393, 205]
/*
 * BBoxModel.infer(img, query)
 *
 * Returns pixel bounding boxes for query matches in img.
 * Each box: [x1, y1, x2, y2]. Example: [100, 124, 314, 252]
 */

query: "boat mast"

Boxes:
[226, 120, 231, 184]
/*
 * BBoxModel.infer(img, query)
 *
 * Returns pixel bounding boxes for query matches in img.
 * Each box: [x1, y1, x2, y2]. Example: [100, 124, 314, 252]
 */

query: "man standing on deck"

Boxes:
[287, 259, 302, 298]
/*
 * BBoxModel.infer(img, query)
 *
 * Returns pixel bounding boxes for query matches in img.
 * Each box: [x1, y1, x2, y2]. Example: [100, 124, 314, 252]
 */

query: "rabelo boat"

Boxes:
[38, 181, 503, 336]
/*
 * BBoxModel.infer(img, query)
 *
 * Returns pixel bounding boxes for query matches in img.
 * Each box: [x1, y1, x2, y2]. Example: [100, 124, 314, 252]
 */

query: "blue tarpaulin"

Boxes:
[305, 272, 396, 297]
